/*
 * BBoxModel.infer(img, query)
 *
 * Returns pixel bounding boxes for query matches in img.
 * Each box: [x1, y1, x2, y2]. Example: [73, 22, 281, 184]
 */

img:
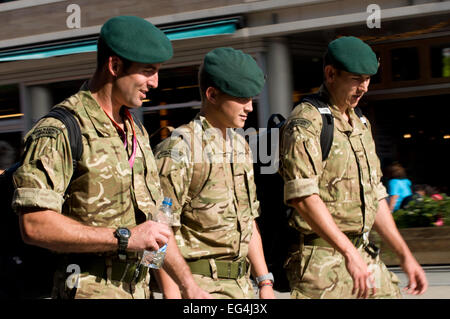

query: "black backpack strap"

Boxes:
[267, 113, 286, 130]
[354, 107, 368, 128]
[42, 107, 83, 171]
[129, 111, 144, 134]
[300, 94, 334, 161]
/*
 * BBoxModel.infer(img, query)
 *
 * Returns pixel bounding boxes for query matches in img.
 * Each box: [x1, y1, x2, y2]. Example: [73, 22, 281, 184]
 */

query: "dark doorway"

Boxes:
[370, 93, 450, 194]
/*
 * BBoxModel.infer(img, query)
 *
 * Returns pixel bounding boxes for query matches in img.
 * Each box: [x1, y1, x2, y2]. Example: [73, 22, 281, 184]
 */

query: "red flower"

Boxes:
[431, 194, 443, 201]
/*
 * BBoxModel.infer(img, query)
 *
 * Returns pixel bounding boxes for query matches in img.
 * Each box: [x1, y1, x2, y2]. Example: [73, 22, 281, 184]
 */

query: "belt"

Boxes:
[302, 233, 365, 248]
[61, 255, 148, 284]
[187, 259, 248, 279]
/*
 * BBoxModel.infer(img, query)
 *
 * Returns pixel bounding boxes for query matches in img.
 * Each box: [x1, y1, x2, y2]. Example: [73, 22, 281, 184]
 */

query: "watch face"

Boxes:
[118, 228, 131, 238]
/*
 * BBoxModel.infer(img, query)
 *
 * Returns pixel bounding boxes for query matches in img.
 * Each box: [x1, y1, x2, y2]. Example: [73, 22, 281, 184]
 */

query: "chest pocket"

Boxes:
[233, 163, 256, 215]
[319, 130, 358, 203]
[359, 127, 379, 186]
[136, 134, 162, 217]
[188, 163, 231, 231]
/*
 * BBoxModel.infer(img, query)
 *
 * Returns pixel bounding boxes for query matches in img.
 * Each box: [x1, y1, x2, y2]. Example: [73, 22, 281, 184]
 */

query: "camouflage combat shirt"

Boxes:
[12, 83, 163, 240]
[279, 85, 388, 235]
[155, 114, 259, 261]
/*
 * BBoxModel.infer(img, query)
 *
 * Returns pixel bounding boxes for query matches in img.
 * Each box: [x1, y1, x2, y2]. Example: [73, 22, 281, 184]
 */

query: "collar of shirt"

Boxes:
[194, 113, 249, 165]
[79, 82, 138, 168]
[195, 113, 234, 154]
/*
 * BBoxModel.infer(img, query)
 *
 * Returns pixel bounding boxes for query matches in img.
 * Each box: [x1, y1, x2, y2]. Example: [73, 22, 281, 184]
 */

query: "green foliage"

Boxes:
[393, 194, 450, 228]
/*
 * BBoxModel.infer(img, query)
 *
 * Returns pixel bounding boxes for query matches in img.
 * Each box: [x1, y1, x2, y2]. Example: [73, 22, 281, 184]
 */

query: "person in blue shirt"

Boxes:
[387, 162, 413, 212]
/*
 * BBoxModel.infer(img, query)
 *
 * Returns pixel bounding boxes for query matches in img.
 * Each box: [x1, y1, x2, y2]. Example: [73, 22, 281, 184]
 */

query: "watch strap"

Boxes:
[115, 228, 130, 255]
[256, 272, 274, 285]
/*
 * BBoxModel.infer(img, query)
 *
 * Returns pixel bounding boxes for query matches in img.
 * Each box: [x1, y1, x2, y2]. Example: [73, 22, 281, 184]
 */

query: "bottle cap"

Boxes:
[162, 197, 172, 206]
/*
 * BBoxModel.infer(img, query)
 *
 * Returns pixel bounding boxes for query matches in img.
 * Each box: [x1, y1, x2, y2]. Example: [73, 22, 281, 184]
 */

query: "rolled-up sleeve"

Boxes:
[279, 104, 323, 204]
[284, 177, 320, 203]
[12, 118, 73, 214]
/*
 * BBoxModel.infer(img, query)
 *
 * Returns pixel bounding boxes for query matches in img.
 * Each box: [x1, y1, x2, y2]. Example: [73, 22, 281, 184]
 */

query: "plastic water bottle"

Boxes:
[141, 197, 173, 269]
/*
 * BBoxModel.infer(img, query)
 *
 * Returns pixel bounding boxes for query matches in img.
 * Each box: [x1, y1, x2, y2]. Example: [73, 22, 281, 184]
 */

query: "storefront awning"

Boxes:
[0, 18, 239, 62]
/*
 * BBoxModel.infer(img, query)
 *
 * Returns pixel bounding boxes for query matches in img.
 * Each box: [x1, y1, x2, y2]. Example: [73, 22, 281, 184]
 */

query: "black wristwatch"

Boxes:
[114, 227, 131, 261]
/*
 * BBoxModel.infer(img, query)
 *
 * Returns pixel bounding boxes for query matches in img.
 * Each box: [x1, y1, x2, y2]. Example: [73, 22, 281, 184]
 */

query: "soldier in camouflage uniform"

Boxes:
[153, 48, 275, 299]
[12, 16, 210, 299]
[279, 37, 428, 299]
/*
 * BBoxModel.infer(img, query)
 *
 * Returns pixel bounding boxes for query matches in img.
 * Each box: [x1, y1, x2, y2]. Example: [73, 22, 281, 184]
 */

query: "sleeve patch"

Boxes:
[156, 149, 184, 162]
[289, 118, 312, 130]
[30, 127, 62, 140]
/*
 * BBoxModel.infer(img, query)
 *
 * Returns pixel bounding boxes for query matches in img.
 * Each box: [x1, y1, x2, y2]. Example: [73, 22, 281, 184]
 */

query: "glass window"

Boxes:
[145, 107, 201, 146]
[430, 43, 450, 78]
[143, 66, 200, 107]
[0, 84, 21, 120]
[0, 132, 22, 165]
[142, 65, 202, 146]
[47, 79, 86, 105]
[391, 47, 420, 81]
[370, 51, 382, 85]
[292, 55, 323, 105]
[372, 94, 450, 192]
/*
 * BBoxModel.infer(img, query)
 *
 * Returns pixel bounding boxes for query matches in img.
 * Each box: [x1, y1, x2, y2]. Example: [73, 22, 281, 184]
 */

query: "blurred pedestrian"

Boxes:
[386, 162, 413, 212]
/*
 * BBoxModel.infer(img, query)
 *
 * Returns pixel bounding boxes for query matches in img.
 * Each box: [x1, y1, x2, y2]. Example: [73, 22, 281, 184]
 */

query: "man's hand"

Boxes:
[128, 220, 171, 251]
[181, 284, 213, 299]
[344, 248, 376, 299]
[373, 199, 428, 296]
[401, 255, 428, 295]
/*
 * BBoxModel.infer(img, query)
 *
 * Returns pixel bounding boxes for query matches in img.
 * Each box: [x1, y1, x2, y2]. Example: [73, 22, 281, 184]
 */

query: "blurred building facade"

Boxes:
[0, 0, 449, 191]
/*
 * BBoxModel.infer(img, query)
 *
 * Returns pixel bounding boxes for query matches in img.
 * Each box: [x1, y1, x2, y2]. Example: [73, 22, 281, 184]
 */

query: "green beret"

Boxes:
[327, 36, 378, 75]
[203, 47, 265, 98]
[100, 16, 173, 64]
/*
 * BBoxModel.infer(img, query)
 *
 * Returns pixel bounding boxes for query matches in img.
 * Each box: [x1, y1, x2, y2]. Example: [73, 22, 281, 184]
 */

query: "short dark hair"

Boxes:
[198, 62, 218, 102]
[322, 51, 343, 82]
[0, 141, 15, 170]
[388, 162, 408, 179]
[323, 50, 344, 73]
[96, 36, 133, 72]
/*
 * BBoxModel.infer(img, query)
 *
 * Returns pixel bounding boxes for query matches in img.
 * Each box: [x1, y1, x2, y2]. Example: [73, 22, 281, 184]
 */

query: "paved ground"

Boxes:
[273, 265, 450, 299]
[391, 265, 450, 299]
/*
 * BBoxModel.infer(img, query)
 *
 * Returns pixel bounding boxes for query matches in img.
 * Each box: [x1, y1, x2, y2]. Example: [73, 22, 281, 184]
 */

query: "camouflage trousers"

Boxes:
[51, 268, 150, 299]
[191, 262, 255, 299]
[285, 243, 402, 299]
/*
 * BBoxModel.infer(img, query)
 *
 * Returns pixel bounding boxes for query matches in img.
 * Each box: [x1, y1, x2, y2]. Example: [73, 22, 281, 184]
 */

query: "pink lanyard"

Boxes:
[105, 109, 137, 168]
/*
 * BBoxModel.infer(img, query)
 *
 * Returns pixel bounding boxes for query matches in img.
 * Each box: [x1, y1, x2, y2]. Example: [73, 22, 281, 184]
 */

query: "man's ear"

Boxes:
[205, 87, 219, 104]
[324, 65, 336, 84]
[107, 56, 122, 78]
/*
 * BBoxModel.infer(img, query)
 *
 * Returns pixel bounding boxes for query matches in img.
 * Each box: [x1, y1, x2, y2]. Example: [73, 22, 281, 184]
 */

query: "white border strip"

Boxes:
[0, 0, 66, 12]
